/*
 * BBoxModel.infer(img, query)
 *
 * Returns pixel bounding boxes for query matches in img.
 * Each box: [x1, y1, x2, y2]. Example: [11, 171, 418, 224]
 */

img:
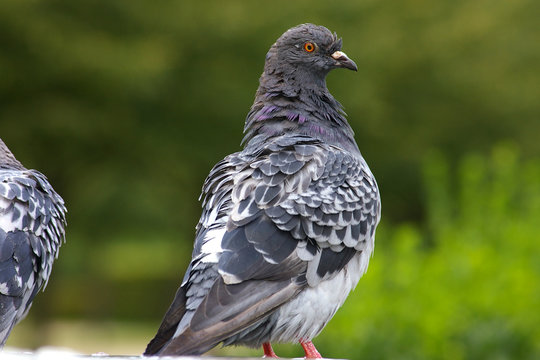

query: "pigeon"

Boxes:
[0, 138, 66, 346]
[145, 23, 381, 358]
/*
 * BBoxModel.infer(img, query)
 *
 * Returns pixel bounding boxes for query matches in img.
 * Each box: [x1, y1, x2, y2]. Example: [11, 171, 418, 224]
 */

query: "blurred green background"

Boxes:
[1, 0, 539, 358]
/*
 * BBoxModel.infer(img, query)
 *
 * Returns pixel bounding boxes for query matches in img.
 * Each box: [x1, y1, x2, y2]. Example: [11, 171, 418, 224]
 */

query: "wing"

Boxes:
[0, 169, 66, 345]
[223, 135, 380, 287]
[146, 135, 380, 355]
[0, 229, 40, 345]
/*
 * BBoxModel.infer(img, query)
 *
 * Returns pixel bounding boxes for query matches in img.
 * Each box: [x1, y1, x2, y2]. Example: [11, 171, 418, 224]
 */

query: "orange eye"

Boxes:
[303, 42, 315, 52]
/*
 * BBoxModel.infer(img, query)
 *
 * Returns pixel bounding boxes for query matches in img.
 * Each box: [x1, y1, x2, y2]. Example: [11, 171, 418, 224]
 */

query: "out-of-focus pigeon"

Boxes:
[0, 139, 66, 346]
[145, 23, 380, 358]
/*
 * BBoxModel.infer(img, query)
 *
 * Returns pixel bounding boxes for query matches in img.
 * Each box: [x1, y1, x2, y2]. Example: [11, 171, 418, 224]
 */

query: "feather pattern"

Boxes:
[0, 139, 66, 346]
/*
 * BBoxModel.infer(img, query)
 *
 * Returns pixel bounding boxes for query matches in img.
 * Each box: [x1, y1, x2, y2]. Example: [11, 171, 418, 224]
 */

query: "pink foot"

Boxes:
[262, 342, 279, 358]
[300, 340, 322, 359]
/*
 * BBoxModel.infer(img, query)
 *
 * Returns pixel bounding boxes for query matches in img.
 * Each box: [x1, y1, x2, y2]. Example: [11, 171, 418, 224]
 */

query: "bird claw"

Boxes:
[300, 340, 322, 359]
[262, 342, 279, 358]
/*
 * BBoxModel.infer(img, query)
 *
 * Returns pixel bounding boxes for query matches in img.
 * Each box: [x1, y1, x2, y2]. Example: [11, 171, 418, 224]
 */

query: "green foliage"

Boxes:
[312, 146, 540, 360]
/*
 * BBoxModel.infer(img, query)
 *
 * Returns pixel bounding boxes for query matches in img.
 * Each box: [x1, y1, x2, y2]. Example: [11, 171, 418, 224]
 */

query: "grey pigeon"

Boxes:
[145, 23, 380, 358]
[0, 138, 66, 346]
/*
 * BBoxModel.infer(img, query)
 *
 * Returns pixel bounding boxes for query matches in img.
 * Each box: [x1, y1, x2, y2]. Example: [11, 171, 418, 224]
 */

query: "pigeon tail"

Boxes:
[151, 279, 303, 356]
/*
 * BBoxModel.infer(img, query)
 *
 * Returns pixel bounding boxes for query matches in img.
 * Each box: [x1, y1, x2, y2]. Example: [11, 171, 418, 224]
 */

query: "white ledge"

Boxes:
[2, 347, 345, 360]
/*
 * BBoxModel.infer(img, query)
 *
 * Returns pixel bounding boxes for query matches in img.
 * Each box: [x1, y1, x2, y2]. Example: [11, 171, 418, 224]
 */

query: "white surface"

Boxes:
[1, 347, 345, 360]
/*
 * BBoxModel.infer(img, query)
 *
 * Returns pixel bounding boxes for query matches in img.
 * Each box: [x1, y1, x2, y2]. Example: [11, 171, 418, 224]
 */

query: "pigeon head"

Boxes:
[264, 23, 357, 88]
[244, 24, 360, 155]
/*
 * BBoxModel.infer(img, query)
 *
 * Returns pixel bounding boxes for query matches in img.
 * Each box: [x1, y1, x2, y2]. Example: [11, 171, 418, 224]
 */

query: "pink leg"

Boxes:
[262, 342, 279, 358]
[300, 340, 322, 359]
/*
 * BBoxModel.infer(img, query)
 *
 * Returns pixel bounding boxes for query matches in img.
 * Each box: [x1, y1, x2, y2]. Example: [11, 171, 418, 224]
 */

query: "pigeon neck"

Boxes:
[0, 139, 25, 170]
[242, 78, 360, 155]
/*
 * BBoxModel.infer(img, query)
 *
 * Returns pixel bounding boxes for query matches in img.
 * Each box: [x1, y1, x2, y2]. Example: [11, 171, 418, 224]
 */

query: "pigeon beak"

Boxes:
[331, 51, 358, 71]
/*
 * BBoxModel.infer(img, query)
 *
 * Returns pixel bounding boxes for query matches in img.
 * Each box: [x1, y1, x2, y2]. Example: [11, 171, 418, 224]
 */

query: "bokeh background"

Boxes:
[2, 0, 539, 359]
